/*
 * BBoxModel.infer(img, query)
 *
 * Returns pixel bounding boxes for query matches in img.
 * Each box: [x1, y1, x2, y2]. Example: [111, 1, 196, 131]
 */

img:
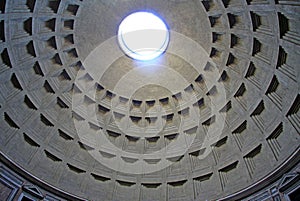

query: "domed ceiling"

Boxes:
[0, 0, 299, 201]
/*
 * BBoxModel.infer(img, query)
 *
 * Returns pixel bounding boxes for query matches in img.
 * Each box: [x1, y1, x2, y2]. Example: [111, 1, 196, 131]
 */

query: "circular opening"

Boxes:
[118, 12, 170, 61]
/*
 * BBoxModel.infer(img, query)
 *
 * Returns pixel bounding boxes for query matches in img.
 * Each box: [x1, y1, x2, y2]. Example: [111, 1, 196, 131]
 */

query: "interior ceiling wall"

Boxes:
[0, 0, 299, 201]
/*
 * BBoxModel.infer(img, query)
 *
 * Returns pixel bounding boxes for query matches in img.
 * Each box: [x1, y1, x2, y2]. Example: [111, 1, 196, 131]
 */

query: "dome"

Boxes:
[0, 0, 299, 201]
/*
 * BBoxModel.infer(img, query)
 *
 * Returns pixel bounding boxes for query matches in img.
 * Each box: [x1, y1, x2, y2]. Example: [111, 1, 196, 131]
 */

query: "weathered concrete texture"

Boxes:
[0, 0, 299, 201]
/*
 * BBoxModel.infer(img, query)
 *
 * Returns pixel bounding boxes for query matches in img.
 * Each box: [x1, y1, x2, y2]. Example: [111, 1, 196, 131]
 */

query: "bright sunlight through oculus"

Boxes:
[118, 12, 169, 61]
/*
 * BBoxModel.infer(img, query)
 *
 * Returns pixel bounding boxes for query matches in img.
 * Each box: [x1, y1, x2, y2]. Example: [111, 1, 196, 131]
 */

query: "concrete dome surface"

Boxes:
[0, 0, 299, 201]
